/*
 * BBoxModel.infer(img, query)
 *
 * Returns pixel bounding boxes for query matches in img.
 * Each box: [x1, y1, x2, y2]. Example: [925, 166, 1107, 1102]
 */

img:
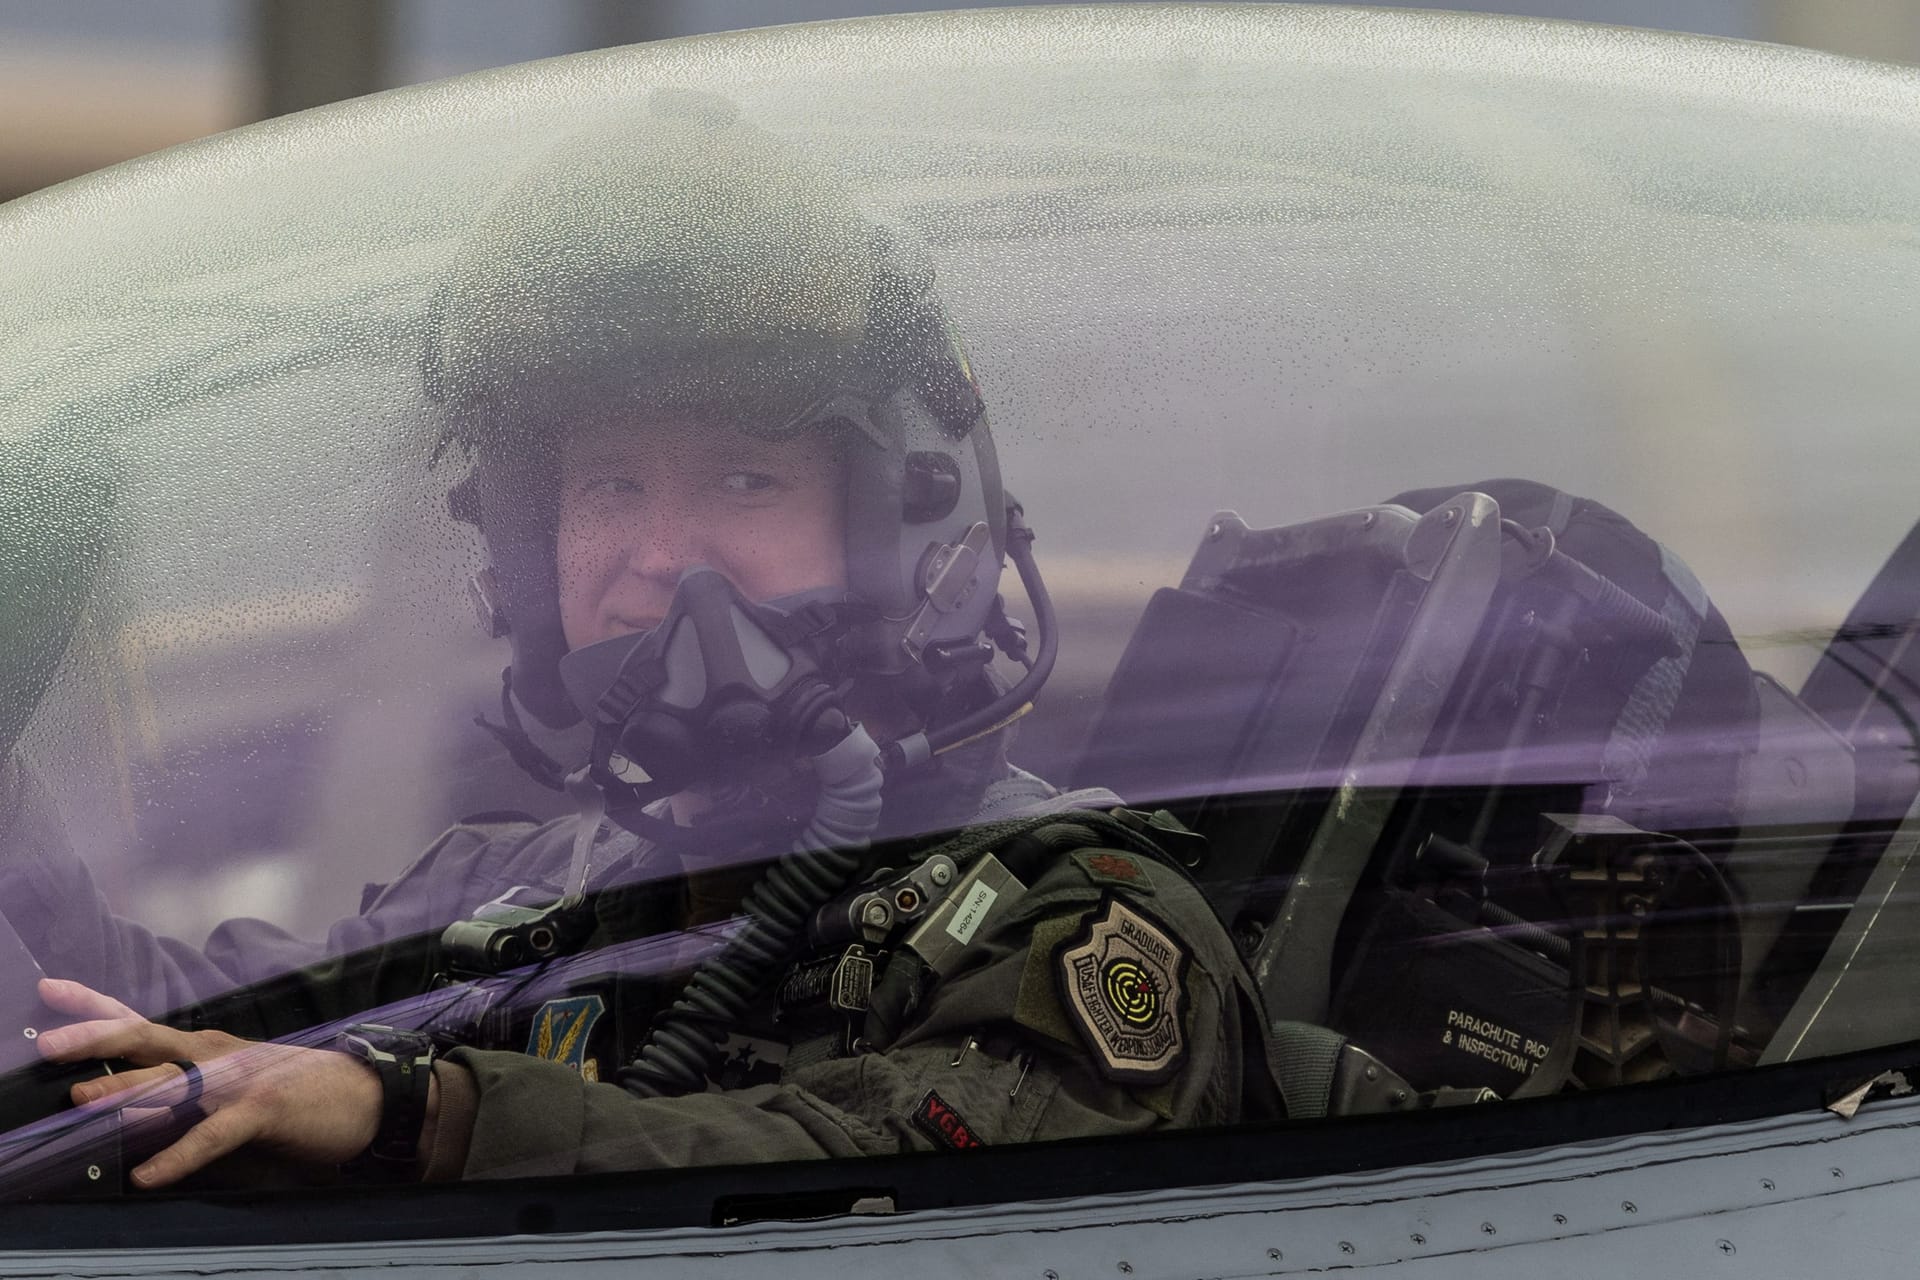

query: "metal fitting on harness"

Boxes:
[440, 886, 596, 975]
[902, 853, 1027, 980]
[812, 855, 961, 948]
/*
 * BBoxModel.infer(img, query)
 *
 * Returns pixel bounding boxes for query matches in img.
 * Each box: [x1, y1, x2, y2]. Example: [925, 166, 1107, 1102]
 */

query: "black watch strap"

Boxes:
[339, 1024, 436, 1171]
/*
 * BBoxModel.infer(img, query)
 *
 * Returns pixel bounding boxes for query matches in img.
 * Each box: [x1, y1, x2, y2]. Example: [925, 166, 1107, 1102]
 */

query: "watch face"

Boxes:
[344, 1025, 434, 1060]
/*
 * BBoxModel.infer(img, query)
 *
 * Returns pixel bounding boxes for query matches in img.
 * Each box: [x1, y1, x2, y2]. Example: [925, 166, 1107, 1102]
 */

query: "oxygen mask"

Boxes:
[557, 568, 858, 813]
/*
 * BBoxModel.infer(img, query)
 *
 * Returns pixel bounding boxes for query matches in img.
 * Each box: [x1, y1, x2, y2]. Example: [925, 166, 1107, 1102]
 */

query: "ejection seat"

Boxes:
[1069, 480, 1781, 1101]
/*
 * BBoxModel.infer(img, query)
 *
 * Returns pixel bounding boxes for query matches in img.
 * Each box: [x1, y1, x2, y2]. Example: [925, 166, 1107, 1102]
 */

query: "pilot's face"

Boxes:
[556, 420, 847, 651]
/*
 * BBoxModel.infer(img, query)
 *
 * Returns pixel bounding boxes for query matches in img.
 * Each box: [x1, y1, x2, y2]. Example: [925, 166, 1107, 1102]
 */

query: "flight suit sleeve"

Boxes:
[178, 817, 565, 1039]
[0, 759, 235, 1016]
[438, 842, 1264, 1178]
[443, 1025, 1187, 1179]
[0, 759, 556, 1031]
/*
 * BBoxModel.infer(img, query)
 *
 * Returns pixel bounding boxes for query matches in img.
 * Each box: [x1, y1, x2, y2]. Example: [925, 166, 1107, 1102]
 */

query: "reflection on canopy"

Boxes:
[0, 1, 1918, 1206]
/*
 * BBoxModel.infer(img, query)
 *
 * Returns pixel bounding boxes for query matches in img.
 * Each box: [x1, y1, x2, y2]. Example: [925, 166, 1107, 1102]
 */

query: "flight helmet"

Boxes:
[427, 92, 1014, 754]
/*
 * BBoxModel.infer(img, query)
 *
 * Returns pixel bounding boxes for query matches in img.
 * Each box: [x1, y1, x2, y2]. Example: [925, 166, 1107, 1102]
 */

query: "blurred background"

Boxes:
[4, 0, 1920, 204]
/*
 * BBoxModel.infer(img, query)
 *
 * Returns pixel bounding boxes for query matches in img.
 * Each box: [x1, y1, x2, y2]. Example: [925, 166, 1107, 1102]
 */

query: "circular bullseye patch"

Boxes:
[1102, 959, 1161, 1029]
[1055, 896, 1189, 1084]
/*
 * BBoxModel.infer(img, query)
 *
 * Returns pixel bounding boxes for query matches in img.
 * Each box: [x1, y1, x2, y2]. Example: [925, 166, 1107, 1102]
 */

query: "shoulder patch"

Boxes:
[1070, 849, 1152, 889]
[526, 994, 605, 1075]
[1054, 897, 1189, 1084]
[912, 1089, 987, 1150]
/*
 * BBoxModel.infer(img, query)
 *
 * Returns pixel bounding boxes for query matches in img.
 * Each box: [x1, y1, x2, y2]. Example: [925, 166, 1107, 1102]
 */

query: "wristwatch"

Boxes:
[338, 1023, 436, 1171]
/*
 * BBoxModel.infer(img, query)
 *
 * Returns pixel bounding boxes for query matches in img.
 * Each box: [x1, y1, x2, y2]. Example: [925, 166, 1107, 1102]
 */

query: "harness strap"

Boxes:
[563, 768, 609, 901]
[1268, 1020, 1350, 1120]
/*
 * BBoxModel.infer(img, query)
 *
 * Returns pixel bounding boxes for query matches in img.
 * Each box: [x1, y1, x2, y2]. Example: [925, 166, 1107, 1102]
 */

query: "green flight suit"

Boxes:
[435, 820, 1278, 1177]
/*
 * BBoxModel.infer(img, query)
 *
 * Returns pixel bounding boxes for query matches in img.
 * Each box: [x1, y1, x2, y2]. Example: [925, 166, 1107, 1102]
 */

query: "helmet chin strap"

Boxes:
[472, 665, 571, 794]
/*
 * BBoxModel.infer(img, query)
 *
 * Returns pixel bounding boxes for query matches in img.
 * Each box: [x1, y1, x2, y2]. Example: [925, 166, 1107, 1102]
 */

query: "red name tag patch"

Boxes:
[912, 1089, 986, 1150]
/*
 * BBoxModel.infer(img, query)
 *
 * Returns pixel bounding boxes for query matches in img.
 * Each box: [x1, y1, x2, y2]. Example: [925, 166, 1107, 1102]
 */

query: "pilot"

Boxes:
[25, 95, 1282, 1186]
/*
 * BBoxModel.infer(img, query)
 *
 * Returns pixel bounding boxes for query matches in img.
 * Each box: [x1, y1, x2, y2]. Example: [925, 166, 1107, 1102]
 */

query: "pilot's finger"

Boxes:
[35, 1015, 196, 1065]
[129, 1100, 257, 1190]
[68, 1061, 181, 1107]
[36, 977, 139, 1022]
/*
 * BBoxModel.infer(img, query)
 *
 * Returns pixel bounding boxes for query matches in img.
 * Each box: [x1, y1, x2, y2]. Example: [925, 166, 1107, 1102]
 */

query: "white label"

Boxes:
[945, 881, 999, 945]
[1440, 1008, 1547, 1076]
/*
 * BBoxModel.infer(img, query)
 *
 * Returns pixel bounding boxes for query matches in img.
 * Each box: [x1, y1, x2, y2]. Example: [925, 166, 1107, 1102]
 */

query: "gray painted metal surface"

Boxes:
[4, 1091, 1916, 1277]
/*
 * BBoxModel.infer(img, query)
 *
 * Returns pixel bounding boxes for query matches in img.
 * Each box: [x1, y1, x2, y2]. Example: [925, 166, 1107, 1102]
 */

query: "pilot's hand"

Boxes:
[32, 977, 419, 1189]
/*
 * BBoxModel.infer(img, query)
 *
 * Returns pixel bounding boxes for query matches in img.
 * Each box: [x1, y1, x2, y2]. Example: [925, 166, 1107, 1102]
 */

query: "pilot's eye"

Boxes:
[720, 471, 778, 494]
[583, 476, 643, 498]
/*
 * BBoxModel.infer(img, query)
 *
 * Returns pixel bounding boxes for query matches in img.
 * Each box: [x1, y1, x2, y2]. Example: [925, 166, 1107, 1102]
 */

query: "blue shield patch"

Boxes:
[525, 994, 605, 1076]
